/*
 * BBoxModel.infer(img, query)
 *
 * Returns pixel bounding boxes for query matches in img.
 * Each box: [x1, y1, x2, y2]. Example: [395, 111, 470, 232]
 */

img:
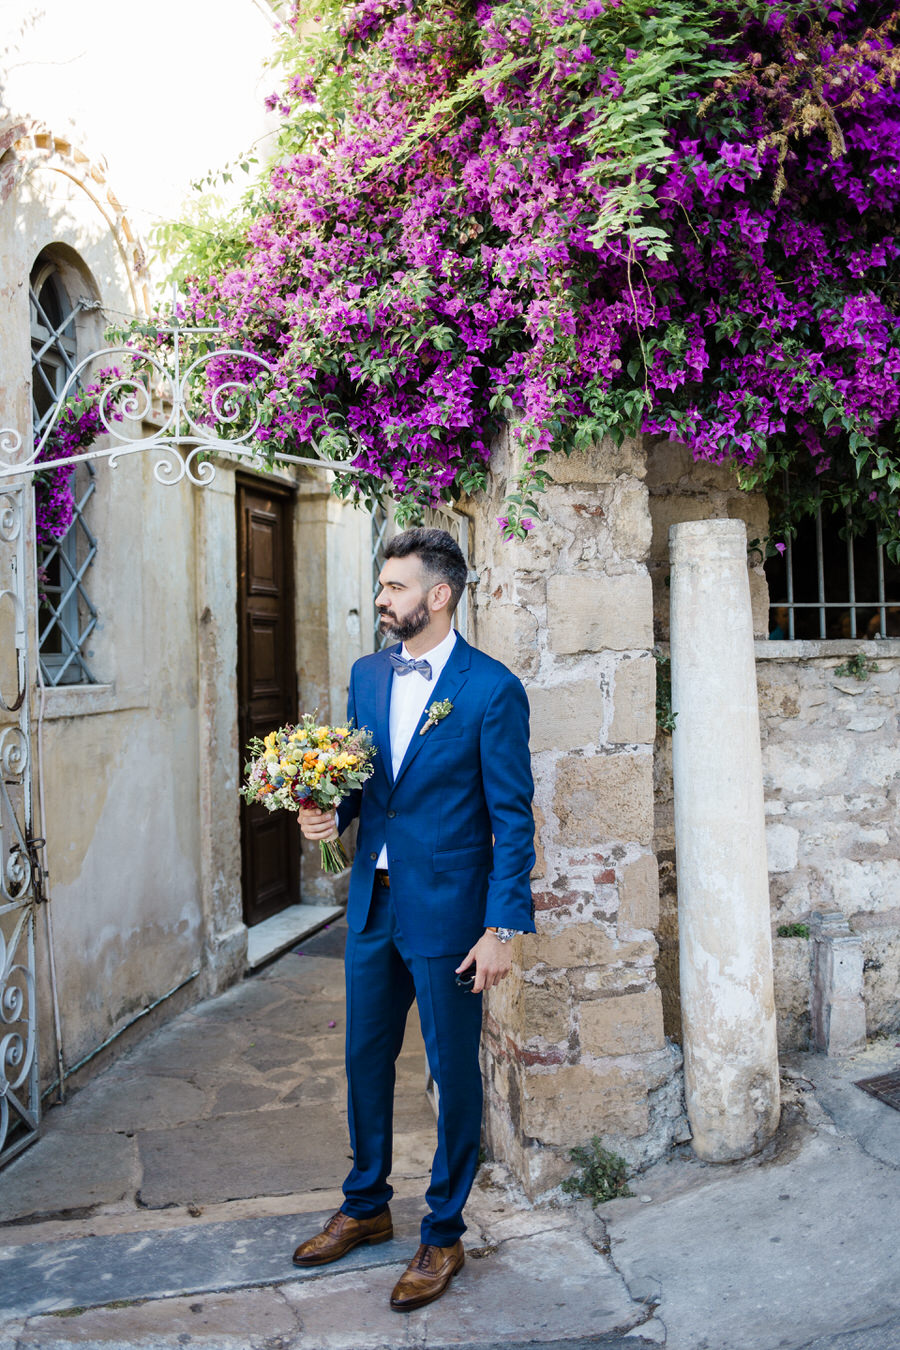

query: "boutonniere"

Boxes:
[420, 699, 453, 735]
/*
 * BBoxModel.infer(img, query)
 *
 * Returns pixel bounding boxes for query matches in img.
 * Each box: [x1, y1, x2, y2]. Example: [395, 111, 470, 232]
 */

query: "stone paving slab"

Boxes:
[0, 1204, 646, 1349]
[1, 1227, 649, 1350]
[0, 1132, 138, 1226]
[278, 1227, 642, 1347]
[136, 1103, 351, 1208]
[0, 1200, 425, 1322]
[603, 1122, 900, 1350]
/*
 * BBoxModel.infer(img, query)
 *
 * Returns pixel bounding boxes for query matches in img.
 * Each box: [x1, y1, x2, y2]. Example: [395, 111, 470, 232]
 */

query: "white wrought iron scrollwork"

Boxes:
[0, 911, 38, 1151]
[0, 728, 27, 778]
[0, 323, 363, 487]
[0, 475, 38, 1163]
[0, 492, 22, 542]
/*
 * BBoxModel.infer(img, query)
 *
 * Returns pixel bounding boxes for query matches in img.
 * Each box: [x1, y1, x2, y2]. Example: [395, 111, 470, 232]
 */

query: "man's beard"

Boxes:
[378, 597, 431, 643]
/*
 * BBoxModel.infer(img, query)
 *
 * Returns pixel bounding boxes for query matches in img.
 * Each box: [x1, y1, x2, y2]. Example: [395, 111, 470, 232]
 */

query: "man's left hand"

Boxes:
[456, 931, 513, 994]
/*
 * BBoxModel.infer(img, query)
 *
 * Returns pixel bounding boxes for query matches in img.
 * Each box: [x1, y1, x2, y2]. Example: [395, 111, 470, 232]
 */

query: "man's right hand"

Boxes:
[297, 805, 338, 842]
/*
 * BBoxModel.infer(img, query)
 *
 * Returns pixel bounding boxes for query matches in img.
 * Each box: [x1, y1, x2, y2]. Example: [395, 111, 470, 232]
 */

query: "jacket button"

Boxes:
[370, 852, 378, 860]
[387, 810, 396, 819]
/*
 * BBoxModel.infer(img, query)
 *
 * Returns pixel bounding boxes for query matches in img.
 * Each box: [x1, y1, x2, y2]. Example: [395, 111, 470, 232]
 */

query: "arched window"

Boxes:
[30, 255, 98, 684]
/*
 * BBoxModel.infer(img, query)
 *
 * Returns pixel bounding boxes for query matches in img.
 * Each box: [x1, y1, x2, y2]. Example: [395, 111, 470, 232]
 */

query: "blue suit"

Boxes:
[335, 634, 535, 1245]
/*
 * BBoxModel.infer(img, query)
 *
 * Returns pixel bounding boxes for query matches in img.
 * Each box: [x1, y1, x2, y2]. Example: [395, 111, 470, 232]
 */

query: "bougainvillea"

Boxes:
[162, 0, 899, 552]
[34, 374, 122, 549]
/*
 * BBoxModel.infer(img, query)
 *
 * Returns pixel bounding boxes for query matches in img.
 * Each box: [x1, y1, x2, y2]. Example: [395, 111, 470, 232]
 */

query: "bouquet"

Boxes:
[241, 715, 376, 874]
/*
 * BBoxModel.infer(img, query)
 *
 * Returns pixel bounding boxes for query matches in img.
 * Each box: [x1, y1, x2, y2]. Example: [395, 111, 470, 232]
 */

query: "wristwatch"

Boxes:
[487, 927, 520, 943]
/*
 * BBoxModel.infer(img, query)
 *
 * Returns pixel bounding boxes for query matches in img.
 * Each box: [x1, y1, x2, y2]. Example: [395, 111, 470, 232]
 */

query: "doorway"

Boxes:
[236, 476, 300, 926]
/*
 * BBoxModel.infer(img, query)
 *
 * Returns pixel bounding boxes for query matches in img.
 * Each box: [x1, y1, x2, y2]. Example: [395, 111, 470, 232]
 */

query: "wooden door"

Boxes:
[237, 477, 300, 926]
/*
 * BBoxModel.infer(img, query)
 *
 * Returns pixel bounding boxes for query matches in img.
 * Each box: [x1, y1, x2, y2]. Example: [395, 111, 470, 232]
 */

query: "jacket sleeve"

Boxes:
[479, 672, 536, 933]
[336, 666, 362, 834]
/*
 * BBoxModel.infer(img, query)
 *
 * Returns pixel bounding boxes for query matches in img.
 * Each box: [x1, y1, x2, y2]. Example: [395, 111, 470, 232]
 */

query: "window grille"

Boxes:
[765, 490, 900, 640]
[30, 261, 98, 685]
[371, 502, 471, 650]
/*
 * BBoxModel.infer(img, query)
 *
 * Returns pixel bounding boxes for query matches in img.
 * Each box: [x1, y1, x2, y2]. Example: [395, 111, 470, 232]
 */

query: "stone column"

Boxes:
[669, 519, 780, 1161]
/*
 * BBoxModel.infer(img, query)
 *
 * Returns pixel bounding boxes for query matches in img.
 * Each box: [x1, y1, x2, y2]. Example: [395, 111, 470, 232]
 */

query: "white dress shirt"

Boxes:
[375, 628, 457, 869]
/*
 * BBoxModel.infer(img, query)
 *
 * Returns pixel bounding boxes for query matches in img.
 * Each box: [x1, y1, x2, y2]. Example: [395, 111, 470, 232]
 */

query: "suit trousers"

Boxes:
[340, 882, 485, 1246]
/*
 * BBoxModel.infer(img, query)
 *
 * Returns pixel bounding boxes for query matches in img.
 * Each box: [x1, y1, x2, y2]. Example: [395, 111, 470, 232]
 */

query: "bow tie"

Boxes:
[389, 651, 433, 681]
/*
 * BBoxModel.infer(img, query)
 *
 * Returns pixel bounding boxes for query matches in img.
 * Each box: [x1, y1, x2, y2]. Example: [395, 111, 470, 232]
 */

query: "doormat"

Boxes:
[854, 1068, 900, 1112]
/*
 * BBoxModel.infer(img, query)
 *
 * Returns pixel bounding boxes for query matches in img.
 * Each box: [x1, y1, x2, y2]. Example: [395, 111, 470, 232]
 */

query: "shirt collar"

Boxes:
[400, 627, 457, 679]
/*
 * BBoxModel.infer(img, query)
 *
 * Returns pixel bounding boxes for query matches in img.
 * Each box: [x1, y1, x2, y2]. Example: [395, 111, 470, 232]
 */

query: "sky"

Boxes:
[1, 0, 280, 266]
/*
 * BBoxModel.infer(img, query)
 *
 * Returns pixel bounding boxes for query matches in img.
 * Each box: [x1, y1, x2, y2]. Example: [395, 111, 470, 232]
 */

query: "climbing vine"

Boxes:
[134, 2, 900, 551]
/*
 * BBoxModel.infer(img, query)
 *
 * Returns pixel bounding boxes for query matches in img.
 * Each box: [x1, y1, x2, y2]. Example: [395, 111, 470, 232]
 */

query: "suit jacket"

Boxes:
[336, 634, 536, 956]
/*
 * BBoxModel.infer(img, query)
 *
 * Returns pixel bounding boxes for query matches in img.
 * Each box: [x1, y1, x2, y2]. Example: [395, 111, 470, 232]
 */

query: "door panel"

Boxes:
[237, 478, 300, 926]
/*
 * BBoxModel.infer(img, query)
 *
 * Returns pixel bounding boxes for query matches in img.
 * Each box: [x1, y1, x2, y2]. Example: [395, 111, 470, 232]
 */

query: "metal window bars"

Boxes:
[30, 271, 97, 685]
[769, 486, 899, 640]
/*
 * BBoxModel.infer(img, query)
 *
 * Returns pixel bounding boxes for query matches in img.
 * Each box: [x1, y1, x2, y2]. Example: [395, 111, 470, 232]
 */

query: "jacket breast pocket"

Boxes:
[432, 844, 492, 872]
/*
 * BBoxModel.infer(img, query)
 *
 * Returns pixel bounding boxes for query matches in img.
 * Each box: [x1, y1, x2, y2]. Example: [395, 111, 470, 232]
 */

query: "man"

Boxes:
[293, 527, 535, 1312]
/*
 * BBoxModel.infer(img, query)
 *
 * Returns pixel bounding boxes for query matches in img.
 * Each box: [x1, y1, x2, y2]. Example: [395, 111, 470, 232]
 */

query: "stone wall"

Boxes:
[646, 440, 770, 643]
[646, 442, 900, 1051]
[465, 433, 688, 1198]
[758, 644, 900, 1048]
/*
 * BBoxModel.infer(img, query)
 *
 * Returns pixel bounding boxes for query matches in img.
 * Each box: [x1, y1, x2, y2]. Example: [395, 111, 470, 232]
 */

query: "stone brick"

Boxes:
[547, 573, 653, 653]
[522, 975, 571, 1044]
[766, 823, 799, 874]
[522, 1063, 649, 1143]
[610, 656, 656, 744]
[727, 491, 769, 542]
[478, 603, 540, 678]
[618, 853, 660, 932]
[531, 800, 546, 880]
[528, 923, 655, 971]
[554, 753, 654, 847]
[748, 569, 770, 640]
[580, 988, 665, 1056]
[528, 678, 607, 754]
[649, 492, 716, 562]
[577, 965, 657, 996]
[548, 436, 646, 484]
[609, 478, 652, 562]
[646, 440, 741, 492]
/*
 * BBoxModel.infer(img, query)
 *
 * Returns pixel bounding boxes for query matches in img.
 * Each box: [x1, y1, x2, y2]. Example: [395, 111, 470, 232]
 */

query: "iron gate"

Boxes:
[0, 483, 41, 1164]
[0, 322, 364, 1166]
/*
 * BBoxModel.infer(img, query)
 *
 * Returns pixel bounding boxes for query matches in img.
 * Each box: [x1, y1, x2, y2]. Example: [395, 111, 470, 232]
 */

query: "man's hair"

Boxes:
[384, 527, 468, 614]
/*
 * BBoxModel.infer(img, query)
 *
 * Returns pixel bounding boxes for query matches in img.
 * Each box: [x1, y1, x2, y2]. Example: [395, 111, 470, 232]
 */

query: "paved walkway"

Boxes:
[1, 921, 899, 1349]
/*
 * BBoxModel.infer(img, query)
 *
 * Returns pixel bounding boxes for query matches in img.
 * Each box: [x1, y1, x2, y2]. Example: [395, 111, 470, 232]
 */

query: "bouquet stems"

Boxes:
[320, 835, 350, 875]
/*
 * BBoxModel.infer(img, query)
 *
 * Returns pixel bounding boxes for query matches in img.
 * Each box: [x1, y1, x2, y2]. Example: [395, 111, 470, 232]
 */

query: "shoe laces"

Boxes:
[412, 1244, 437, 1273]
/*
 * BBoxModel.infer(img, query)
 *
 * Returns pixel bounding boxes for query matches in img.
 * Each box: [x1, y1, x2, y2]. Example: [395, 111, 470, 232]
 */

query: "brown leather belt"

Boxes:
[374, 869, 390, 889]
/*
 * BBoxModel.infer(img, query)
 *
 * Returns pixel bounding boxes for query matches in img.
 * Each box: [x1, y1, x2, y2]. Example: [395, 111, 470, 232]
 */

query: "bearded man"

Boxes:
[292, 527, 535, 1311]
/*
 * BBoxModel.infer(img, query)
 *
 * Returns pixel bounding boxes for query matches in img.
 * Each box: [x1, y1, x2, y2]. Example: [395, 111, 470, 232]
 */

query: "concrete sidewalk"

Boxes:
[1, 920, 899, 1350]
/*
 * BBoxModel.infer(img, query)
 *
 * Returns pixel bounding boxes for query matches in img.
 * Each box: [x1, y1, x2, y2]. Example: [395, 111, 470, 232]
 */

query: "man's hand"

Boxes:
[297, 804, 338, 842]
[455, 931, 513, 994]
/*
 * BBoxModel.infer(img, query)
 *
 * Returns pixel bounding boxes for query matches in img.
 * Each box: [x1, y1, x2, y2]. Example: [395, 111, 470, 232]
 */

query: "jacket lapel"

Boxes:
[373, 646, 396, 787]
[391, 634, 471, 792]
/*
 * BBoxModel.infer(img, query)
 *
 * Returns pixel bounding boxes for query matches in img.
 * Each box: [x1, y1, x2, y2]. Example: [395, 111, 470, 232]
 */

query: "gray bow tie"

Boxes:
[389, 651, 433, 680]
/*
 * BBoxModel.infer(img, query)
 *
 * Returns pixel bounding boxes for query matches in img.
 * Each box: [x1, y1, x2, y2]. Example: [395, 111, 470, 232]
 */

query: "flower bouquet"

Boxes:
[241, 715, 376, 873]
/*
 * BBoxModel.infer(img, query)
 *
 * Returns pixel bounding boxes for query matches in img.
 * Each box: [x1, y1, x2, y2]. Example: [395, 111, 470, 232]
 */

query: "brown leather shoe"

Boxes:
[292, 1207, 393, 1267]
[389, 1240, 465, 1312]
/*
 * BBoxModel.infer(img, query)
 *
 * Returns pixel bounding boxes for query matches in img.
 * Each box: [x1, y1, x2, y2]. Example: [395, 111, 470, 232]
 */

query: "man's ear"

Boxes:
[430, 582, 452, 613]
